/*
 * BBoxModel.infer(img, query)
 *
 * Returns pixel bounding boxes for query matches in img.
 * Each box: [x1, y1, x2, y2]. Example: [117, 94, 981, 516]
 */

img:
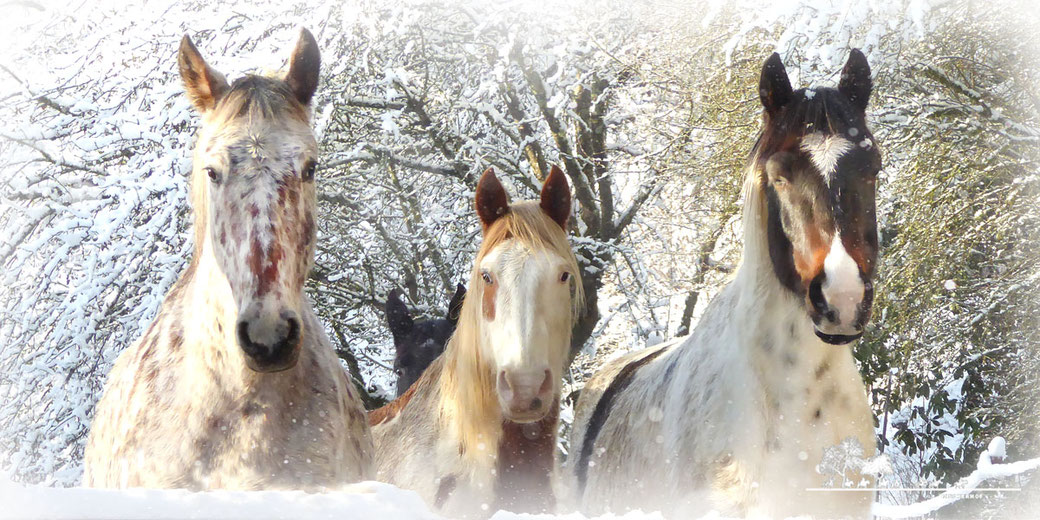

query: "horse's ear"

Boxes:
[178, 35, 229, 113]
[446, 283, 466, 325]
[540, 165, 571, 230]
[839, 49, 872, 112]
[476, 167, 509, 230]
[759, 52, 793, 116]
[385, 289, 414, 340]
[285, 28, 321, 105]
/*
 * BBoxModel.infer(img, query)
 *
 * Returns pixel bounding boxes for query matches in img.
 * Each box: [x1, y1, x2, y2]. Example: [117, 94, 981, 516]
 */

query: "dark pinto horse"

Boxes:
[565, 50, 881, 519]
[386, 284, 466, 397]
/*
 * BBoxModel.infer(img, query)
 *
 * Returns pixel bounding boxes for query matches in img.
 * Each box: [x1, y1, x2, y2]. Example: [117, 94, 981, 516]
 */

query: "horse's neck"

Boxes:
[433, 335, 557, 511]
[726, 181, 846, 396]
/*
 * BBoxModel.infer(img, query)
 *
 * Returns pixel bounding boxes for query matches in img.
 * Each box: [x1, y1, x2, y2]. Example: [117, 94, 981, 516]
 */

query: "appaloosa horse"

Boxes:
[83, 29, 373, 490]
[369, 166, 582, 517]
[565, 50, 881, 518]
[386, 284, 466, 397]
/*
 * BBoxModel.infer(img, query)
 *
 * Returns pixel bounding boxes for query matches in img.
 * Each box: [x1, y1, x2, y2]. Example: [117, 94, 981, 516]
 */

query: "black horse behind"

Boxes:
[385, 284, 466, 397]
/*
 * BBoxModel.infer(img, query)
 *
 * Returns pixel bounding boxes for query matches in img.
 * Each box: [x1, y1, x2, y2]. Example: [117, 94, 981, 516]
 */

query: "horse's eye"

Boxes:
[302, 161, 317, 182]
[204, 167, 220, 184]
[772, 176, 788, 188]
[560, 272, 571, 283]
[395, 369, 403, 376]
[481, 271, 493, 285]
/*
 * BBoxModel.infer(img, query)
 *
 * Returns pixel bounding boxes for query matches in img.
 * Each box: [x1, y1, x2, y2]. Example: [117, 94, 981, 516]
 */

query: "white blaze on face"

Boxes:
[800, 132, 854, 179]
[479, 242, 571, 382]
[821, 234, 865, 326]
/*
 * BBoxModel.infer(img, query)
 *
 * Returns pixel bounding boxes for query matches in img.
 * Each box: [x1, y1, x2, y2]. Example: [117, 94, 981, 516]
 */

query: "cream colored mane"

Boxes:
[438, 201, 584, 470]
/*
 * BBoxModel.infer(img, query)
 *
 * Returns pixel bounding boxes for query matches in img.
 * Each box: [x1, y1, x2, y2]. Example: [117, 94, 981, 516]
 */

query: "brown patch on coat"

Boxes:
[369, 378, 420, 426]
[815, 359, 832, 380]
[493, 401, 559, 514]
[248, 238, 283, 296]
[482, 272, 497, 321]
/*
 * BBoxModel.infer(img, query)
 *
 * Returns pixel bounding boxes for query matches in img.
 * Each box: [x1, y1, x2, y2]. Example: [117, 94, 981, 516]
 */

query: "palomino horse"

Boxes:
[386, 284, 466, 397]
[369, 166, 582, 517]
[83, 29, 373, 489]
[566, 50, 881, 518]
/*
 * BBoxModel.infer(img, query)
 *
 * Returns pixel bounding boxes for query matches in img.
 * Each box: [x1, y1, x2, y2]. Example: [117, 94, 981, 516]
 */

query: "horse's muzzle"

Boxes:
[497, 368, 554, 423]
[237, 309, 302, 372]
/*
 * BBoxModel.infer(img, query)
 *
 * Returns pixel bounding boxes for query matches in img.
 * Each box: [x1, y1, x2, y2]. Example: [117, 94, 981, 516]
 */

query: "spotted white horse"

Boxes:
[566, 50, 881, 519]
[84, 29, 373, 489]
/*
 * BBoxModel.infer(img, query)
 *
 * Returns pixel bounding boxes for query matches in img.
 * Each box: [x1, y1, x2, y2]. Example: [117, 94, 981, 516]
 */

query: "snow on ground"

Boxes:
[3, 452, 1037, 520]
[1, 479, 669, 520]
[873, 453, 1040, 519]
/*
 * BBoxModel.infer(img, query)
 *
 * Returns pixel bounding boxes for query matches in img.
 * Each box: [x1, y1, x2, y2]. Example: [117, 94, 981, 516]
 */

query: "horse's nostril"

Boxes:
[236, 321, 256, 354]
[285, 316, 300, 344]
[530, 397, 542, 411]
[538, 369, 552, 394]
[808, 277, 828, 315]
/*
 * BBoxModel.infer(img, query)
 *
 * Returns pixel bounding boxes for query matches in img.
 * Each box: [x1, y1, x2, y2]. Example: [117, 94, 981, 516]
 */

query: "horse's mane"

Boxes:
[439, 201, 584, 469]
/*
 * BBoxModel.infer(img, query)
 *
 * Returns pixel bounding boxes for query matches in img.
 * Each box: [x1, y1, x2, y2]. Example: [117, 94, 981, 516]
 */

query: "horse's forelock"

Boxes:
[211, 75, 310, 126]
[473, 202, 585, 319]
[750, 87, 866, 172]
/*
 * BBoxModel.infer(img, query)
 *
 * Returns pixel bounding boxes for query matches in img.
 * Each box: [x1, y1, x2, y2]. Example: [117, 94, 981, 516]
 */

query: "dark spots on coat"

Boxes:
[435, 474, 458, 508]
[303, 214, 315, 241]
[168, 327, 184, 351]
[760, 339, 774, 353]
[789, 322, 797, 339]
[821, 385, 837, 406]
[783, 351, 798, 367]
[248, 238, 283, 296]
[242, 402, 261, 418]
[662, 356, 679, 382]
[249, 204, 259, 218]
[813, 408, 822, 421]
[815, 359, 831, 380]
[767, 436, 781, 453]
[839, 394, 851, 410]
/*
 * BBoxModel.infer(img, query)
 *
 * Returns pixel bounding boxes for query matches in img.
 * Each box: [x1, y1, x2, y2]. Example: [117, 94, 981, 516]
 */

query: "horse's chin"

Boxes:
[242, 345, 301, 373]
[813, 329, 863, 345]
[502, 410, 549, 424]
[499, 398, 551, 423]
